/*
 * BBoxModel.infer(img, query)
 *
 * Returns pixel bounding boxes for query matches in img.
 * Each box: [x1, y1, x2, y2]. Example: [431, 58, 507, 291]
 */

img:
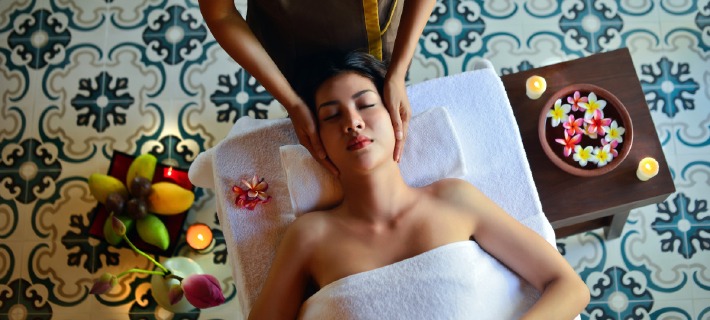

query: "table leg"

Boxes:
[603, 210, 630, 240]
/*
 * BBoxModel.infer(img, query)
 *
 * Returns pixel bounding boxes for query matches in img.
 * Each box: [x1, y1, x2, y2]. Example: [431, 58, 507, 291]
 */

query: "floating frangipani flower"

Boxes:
[582, 123, 598, 139]
[579, 92, 607, 120]
[603, 120, 625, 144]
[555, 131, 582, 157]
[567, 90, 588, 112]
[585, 110, 612, 136]
[547, 99, 571, 127]
[601, 139, 619, 158]
[563, 115, 584, 136]
[593, 145, 614, 167]
[573, 145, 595, 167]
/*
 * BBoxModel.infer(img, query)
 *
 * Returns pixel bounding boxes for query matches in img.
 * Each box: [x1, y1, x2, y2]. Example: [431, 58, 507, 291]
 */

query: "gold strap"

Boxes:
[380, 0, 398, 36]
[362, 0, 383, 60]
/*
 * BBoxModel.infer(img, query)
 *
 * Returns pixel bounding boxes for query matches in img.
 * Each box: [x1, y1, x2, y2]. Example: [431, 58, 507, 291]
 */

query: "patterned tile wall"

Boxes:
[0, 0, 708, 319]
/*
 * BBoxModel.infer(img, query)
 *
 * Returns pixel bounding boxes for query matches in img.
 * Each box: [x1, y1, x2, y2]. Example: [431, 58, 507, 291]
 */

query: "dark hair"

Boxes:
[295, 51, 388, 116]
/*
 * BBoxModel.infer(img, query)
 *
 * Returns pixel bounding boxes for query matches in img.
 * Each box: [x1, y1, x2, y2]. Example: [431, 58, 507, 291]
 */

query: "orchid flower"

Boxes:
[572, 145, 595, 167]
[603, 120, 625, 144]
[233, 175, 272, 210]
[547, 99, 572, 127]
[562, 115, 584, 136]
[90, 218, 226, 309]
[567, 91, 588, 112]
[182, 274, 226, 309]
[555, 131, 582, 157]
[601, 139, 619, 158]
[593, 145, 614, 167]
[579, 92, 607, 120]
[585, 110, 612, 136]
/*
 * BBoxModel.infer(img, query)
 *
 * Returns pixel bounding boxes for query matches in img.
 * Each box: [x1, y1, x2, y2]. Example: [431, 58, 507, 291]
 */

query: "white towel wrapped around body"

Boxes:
[188, 60, 557, 319]
[298, 241, 538, 320]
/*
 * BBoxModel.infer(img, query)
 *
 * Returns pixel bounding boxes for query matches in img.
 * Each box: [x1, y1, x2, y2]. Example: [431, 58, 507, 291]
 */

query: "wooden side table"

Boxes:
[500, 48, 675, 240]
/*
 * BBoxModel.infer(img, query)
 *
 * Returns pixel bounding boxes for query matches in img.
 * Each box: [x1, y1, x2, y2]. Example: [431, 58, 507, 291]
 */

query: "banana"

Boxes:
[103, 214, 134, 246]
[89, 173, 129, 204]
[137, 213, 170, 250]
[126, 153, 157, 191]
[147, 182, 194, 215]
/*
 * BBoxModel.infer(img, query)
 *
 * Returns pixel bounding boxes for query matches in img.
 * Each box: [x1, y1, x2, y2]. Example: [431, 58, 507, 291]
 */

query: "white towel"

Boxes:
[298, 241, 539, 320]
[279, 107, 466, 216]
[187, 60, 556, 319]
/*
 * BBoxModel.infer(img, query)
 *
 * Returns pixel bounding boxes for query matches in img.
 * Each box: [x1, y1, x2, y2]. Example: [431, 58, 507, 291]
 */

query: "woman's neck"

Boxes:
[337, 161, 417, 225]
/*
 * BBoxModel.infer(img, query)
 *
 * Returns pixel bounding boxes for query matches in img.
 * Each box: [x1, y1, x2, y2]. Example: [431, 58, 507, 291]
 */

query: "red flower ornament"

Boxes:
[233, 175, 272, 210]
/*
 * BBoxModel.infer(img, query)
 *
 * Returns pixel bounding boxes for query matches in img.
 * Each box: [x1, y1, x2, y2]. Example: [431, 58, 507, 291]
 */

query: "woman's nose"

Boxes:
[343, 111, 364, 133]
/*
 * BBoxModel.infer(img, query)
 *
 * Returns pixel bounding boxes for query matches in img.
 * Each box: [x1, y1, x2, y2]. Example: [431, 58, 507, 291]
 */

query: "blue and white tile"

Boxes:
[696, 299, 710, 320]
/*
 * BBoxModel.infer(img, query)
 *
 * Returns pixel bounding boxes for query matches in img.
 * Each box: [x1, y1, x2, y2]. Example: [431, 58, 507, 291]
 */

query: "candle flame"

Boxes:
[197, 234, 204, 241]
[167, 167, 173, 176]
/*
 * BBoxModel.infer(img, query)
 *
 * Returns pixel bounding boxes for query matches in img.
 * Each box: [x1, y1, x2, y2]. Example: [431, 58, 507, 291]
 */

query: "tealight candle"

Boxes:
[636, 157, 659, 181]
[186, 223, 213, 251]
[526, 75, 547, 100]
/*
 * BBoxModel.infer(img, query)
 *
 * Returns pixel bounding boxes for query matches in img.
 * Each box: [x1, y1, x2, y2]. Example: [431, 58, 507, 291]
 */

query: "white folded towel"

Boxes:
[298, 241, 539, 320]
[279, 107, 466, 216]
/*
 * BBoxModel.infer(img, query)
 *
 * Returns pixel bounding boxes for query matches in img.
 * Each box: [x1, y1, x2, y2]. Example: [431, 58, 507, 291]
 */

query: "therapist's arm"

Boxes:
[383, 0, 436, 162]
[198, 0, 336, 175]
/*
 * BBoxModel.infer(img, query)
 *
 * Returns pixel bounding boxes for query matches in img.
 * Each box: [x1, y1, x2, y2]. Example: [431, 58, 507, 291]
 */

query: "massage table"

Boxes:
[189, 60, 562, 319]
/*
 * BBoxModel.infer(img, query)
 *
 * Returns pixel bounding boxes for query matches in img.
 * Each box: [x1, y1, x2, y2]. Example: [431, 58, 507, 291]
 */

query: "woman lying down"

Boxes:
[249, 51, 590, 319]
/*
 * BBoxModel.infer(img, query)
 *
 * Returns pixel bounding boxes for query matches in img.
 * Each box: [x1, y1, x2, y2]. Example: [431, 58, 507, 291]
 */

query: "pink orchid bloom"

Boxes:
[601, 139, 619, 158]
[562, 115, 584, 136]
[182, 274, 226, 309]
[232, 175, 272, 210]
[90, 273, 118, 295]
[555, 131, 582, 157]
[567, 91, 588, 112]
[585, 110, 612, 136]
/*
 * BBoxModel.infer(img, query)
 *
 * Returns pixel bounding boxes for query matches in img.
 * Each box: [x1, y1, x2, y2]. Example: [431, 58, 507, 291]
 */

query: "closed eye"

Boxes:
[358, 104, 376, 110]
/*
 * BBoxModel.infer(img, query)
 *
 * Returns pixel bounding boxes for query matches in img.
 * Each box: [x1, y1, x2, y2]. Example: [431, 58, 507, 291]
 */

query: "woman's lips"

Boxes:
[347, 136, 373, 151]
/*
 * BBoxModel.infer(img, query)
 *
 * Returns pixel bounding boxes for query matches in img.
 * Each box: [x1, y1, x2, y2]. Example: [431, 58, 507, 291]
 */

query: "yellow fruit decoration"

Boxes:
[88, 173, 129, 204]
[126, 153, 157, 191]
[148, 182, 195, 215]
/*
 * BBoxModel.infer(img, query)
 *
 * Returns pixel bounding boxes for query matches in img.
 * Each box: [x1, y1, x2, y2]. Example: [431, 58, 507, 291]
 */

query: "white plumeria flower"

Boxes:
[603, 120, 625, 144]
[579, 92, 607, 120]
[547, 99, 572, 127]
[593, 145, 613, 167]
[573, 145, 595, 167]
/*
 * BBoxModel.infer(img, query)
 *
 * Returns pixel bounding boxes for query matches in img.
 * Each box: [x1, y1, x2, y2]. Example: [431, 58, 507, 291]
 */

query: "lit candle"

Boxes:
[636, 157, 659, 181]
[186, 223, 213, 251]
[526, 75, 547, 100]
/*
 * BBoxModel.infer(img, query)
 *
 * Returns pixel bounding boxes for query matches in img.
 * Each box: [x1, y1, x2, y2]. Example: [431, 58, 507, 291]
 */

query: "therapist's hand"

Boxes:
[383, 76, 410, 163]
[289, 102, 339, 176]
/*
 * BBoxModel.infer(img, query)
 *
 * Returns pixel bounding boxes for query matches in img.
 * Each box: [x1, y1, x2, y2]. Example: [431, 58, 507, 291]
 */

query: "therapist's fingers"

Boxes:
[394, 98, 411, 163]
[302, 127, 339, 177]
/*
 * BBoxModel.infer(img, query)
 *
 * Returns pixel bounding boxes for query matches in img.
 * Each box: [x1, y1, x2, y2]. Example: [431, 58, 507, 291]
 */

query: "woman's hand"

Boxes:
[289, 102, 339, 176]
[383, 76, 410, 162]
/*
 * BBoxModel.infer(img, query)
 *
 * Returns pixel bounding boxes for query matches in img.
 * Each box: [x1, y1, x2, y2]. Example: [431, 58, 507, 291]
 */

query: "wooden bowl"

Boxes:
[538, 84, 633, 177]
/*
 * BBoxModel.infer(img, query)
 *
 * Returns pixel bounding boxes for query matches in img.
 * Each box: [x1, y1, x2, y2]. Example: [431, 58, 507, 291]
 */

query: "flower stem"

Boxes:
[122, 235, 170, 274]
[116, 268, 166, 278]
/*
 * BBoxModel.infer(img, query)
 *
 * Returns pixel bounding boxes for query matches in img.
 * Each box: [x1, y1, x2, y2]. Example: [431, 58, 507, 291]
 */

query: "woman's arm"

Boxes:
[248, 217, 318, 319]
[198, 0, 336, 175]
[442, 179, 590, 319]
[384, 0, 436, 161]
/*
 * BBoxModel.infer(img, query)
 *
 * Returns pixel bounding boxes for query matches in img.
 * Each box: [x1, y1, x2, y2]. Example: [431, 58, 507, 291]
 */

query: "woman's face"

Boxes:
[315, 72, 395, 173]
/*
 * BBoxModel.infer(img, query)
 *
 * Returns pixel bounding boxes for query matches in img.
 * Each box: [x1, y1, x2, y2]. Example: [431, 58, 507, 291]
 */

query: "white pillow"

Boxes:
[279, 107, 467, 216]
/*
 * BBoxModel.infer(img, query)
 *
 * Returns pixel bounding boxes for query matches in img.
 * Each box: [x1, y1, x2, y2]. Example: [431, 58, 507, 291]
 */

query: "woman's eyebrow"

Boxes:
[318, 89, 375, 110]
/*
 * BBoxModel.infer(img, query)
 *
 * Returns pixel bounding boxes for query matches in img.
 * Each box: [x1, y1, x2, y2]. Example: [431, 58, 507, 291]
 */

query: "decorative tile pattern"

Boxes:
[1, 0, 708, 318]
